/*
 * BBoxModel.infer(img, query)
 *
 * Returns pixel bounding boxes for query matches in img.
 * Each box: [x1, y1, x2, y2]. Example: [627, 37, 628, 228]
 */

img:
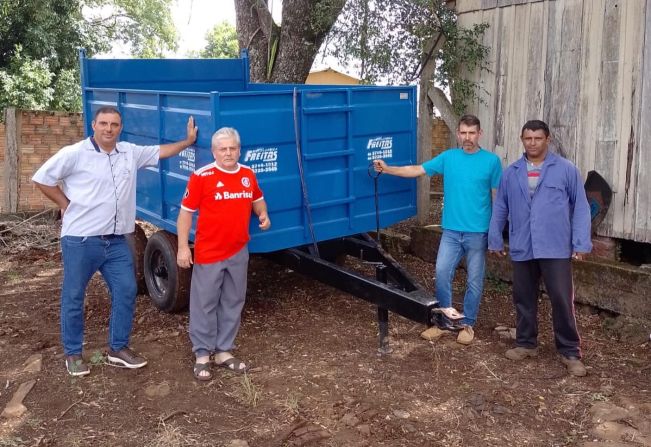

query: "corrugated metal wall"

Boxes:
[457, 0, 651, 243]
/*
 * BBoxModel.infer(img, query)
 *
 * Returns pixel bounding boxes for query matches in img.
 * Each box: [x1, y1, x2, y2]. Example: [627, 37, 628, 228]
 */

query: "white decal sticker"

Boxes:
[243, 147, 279, 174]
[178, 147, 196, 172]
[366, 137, 394, 161]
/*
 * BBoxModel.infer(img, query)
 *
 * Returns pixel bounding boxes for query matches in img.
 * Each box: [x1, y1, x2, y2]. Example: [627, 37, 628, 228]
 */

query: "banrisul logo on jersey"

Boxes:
[366, 136, 393, 161]
[214, 191, 253, 201]
[243, 147, 278, 174]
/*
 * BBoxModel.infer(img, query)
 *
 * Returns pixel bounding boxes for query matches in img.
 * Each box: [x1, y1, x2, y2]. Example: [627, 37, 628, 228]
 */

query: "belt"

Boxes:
[97, 234, 124, 240]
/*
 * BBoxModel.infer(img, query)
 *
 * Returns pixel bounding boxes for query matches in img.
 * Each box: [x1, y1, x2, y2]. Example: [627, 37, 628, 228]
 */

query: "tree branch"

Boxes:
[428, 85, 458, 145]
[411, 28, 445, 82]
[252, 0, 274, 39]
[86, 13, 132, 26]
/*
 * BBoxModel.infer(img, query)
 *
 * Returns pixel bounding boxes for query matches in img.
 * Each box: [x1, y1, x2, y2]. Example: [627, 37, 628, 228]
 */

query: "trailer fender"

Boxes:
[125, 223, 148, 295]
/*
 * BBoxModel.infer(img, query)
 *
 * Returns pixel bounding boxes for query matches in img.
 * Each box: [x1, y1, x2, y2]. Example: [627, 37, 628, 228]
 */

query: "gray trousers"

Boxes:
[189, 246, 249, 356]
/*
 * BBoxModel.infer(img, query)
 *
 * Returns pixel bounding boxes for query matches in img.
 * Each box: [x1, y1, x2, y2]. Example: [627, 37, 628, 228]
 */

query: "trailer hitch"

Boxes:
[268, 233, 453, 354]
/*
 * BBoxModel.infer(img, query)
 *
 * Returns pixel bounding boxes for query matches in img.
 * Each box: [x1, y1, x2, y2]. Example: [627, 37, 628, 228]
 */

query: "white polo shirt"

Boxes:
[32, 137, 160, 237]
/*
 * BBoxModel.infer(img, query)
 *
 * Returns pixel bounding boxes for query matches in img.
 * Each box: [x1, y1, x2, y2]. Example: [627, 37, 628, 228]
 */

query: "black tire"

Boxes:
[125, 224, 148, 295]
[143, 230, 191, 312]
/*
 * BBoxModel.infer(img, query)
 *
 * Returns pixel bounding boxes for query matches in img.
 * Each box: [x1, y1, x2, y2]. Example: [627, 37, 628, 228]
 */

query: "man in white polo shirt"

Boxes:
[32, 106, 197, 376]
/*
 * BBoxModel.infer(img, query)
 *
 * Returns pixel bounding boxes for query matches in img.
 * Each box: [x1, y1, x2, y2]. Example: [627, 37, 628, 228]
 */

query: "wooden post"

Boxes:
[4, 107, 19, 213]
[417, 85, 433, 225]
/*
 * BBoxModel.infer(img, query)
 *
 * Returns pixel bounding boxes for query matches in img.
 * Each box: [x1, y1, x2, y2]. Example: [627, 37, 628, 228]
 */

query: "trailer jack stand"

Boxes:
[376, 265, 392, 354]
[377, 307, 392, 355]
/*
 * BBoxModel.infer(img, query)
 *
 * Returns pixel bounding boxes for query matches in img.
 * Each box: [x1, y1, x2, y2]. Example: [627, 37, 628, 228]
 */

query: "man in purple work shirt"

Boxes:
[488, 120, 592, 377]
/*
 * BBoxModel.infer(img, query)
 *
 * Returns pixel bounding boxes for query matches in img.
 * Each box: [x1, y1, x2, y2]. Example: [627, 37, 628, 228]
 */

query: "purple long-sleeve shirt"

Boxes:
[488, 152, 592, 261]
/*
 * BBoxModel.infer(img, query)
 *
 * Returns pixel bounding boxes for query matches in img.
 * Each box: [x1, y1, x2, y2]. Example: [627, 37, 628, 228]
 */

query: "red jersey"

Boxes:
[181, 162, 263, 264]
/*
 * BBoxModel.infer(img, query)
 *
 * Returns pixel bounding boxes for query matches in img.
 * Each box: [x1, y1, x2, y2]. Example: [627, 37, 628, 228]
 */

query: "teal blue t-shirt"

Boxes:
[422, 148, 502, 232]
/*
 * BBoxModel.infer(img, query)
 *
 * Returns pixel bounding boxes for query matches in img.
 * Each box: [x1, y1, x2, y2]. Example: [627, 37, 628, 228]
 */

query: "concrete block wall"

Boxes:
[407, 225, 651, 321]
[1, 110, 84, 213]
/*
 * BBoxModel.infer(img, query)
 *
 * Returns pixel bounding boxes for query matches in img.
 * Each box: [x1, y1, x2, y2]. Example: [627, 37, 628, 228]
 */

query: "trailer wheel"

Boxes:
[125, 224, 148, 295]
[144, 230, 190, 312]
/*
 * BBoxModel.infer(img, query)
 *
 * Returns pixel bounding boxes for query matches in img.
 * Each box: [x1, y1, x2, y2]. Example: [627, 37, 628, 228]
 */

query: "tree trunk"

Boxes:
[416, 35, 446, 225]
[234, 0, 272, 82]
[4, 107, 19, 213]
[428, 86, 458, 148]
[235, 0, 345, 83]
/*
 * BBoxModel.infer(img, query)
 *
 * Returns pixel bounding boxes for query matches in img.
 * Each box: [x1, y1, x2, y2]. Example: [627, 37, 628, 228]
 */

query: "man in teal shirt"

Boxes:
[374, 114, 502, 344]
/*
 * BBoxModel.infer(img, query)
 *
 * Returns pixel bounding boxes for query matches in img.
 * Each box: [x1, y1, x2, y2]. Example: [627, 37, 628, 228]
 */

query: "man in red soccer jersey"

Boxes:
[176, 127, 270, 381]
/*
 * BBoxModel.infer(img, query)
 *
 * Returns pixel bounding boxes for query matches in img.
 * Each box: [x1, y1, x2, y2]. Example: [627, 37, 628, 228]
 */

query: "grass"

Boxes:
[89, 351, 105, 365]
[282, 393, 300, 416]
[4, 271, 21, 283]
[590, 392, 609, 402]
[144, 422, 198, 447]
[0, 438, 27, 447]
[484, 275, 510, 294]
[239, 373, 260, 407]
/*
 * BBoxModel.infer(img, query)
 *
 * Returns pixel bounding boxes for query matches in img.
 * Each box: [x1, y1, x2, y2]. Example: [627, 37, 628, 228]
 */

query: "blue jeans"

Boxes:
[60, 235, 137, 356]
[435, 230, 488, 326]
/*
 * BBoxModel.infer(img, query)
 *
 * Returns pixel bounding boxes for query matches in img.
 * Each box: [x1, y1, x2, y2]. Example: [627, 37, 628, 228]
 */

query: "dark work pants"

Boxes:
[512, 258, 581, 358]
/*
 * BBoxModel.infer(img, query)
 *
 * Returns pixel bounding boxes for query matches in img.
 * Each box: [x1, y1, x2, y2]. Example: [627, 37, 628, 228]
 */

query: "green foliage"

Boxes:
[311, 0, 347, 35]
[50, 69, 82, 112]
[0, 46, 54, 111]
[83, 0, 178, 58]
[199, 22, 239, 59]
[437, 18, 490, 116]
[266, 37, 278, 80]
[0, 0, 177, 112]
[0, 47, 82, 112]
[324, 0, 490, 114]
[0, 0, 87, 74]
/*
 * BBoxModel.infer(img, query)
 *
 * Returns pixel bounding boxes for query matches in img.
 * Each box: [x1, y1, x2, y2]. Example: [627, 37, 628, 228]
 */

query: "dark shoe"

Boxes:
[505, 346, 539, 360]
[215, 355, 248, 374]
[65, 355, 90, 377]
[561, 356, 587, 377]
[107, 347, 148, 369]
[193, 362, 212, 381]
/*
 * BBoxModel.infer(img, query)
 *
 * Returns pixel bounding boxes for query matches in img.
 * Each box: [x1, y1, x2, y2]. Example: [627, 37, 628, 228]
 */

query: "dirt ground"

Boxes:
[0, 216, 650, 447]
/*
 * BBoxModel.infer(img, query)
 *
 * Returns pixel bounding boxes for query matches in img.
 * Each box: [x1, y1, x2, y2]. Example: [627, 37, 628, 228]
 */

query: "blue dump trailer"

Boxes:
[80, 50, 447, 350]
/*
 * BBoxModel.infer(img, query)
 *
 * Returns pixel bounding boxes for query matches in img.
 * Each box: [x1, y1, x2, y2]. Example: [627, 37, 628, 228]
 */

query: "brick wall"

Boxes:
[430, 117, 450, 192]
[431, 117, 451, 157]
[1, 110, 84, 213]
